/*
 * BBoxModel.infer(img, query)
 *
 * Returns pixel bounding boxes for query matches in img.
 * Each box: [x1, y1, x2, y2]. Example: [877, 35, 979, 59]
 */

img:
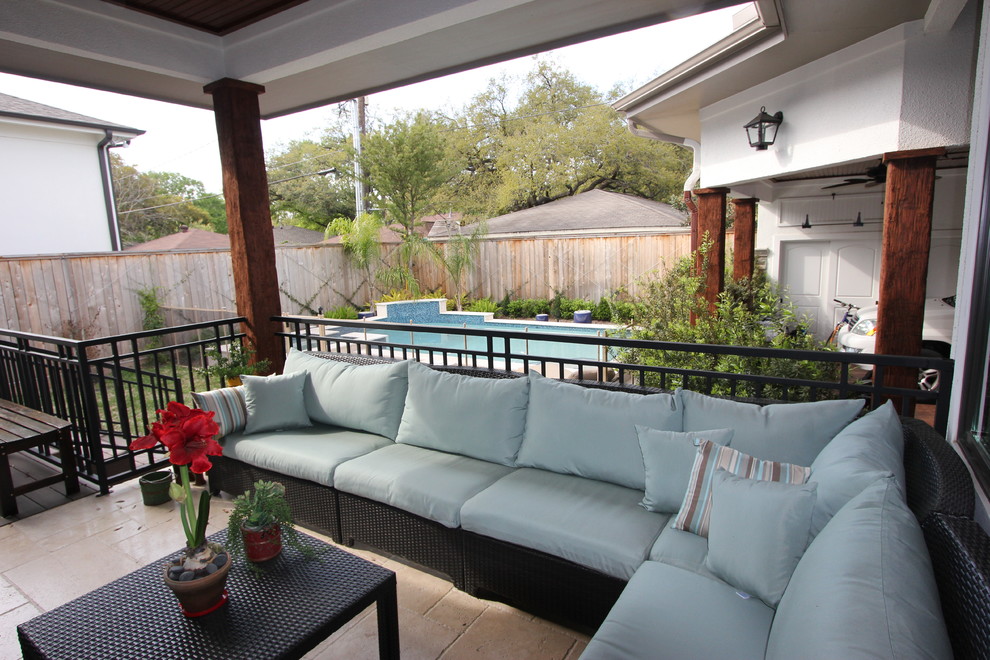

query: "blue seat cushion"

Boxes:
[582, 560, 774, 660]
[460, 468, 667, 579]
[332, 444, 515, 528]
[221, 425, 391, 487]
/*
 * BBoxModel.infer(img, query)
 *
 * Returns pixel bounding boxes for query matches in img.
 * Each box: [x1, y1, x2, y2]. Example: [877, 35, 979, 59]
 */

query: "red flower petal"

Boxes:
[128, 434, 159, 451]
[189, 454, 213, 474]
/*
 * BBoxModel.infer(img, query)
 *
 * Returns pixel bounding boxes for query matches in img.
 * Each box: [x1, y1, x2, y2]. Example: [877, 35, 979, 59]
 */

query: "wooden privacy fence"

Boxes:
[0, 230, 699, 339]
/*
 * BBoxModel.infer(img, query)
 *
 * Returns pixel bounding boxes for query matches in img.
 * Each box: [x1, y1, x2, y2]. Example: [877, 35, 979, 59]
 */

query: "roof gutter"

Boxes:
[626, 119, 701, 226]
[98, 130, 130, 252]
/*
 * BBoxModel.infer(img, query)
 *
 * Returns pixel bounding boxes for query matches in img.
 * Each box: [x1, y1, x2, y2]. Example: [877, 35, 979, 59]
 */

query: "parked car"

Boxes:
[836, 296, 955, 391]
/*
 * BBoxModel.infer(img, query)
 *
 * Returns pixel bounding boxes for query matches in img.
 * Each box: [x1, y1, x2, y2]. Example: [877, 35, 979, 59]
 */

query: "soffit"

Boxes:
[0, 0, 741, 119]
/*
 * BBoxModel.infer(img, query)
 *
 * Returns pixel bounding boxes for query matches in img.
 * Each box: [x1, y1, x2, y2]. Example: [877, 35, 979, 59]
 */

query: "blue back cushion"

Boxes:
[680, 389, 864, 467]
[396, 361, 530, 465]
[516, 374, 682, 489]
[283, 349, 408, 440]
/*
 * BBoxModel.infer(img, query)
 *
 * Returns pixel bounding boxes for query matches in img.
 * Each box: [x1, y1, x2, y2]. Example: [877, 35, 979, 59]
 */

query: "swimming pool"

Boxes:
[367, 299, 615, 361]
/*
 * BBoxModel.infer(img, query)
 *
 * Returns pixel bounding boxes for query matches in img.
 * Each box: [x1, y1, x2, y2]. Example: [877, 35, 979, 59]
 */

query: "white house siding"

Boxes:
[0, 119, 113, 256]
[697, 17, 975, 191]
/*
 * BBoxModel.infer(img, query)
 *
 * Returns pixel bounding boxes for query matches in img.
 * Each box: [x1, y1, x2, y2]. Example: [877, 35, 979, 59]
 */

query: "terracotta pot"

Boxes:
[226, 376, 242, 387]
[163, 544, 231, 616]
[242, 523, 282, 562]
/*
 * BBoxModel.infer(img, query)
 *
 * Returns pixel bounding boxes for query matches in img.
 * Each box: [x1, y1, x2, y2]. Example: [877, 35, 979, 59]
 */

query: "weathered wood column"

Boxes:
[204, 78, 282, 374]
[731, 198, 758, 281]
[694, 187, 729, 312]
[876, 147, 945, 399]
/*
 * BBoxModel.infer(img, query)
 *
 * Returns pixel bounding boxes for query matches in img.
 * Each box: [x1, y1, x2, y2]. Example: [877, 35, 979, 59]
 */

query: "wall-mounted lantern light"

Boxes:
[744, 106, 783, 150]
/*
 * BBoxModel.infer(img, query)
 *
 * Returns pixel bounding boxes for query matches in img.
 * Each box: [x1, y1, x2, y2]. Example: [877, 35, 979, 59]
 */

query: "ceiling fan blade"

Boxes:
[822, 179, 870, 189]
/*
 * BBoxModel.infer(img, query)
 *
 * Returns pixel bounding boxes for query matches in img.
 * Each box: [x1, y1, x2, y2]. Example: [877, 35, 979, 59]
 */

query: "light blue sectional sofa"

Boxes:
[201, 350, 977, 658]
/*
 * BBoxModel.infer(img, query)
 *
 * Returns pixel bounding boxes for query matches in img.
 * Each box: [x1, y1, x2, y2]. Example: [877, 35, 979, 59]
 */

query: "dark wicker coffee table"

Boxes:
[17, 529, 399, 659]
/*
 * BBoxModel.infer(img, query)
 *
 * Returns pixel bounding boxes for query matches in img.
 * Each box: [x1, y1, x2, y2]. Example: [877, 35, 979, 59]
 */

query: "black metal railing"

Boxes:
[0, 318, 246, 493]
[0, 313, 955, 495]
[276, 315, 954, 433]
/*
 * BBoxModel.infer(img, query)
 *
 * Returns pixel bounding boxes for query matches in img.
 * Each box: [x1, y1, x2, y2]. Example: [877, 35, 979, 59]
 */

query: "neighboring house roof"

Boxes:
[124, 227, 229, 251]
[127, 224, 329, 251]
[0, 92, 144, 137]
[429, 189, 687, 239]
[324, 217, 439, 246]
[272, 224, 326, 245]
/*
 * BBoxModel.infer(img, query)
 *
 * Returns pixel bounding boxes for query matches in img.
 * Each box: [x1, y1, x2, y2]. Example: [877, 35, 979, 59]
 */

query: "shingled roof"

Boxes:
[0, 92, 144, 136]
[124, 227, 229, 251]
[429, 189, 687, 239]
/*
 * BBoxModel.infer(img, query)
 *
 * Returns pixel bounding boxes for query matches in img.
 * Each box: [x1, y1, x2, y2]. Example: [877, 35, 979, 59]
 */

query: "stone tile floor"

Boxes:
[0, 455, 589, 660]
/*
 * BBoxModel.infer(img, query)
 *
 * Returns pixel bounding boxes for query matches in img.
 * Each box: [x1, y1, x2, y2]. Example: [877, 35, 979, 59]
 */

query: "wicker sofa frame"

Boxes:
[207, 352, 985, 640]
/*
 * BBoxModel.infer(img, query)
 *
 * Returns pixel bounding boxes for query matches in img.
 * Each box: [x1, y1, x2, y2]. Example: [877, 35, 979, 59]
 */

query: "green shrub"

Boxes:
[617, 246, 837, 400]
[504, 298, 550, 318]
[466, 298, 498, 313]
[593, 297, 613, 322]
[559, 298, 594, 318]
[497, 293, 512, 316]
[549, 291, 563, 320]
[325, 306, 359, 320]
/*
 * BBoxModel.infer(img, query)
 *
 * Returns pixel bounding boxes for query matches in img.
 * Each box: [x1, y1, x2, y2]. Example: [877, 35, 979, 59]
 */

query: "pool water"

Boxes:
[369, 299, 613, 361]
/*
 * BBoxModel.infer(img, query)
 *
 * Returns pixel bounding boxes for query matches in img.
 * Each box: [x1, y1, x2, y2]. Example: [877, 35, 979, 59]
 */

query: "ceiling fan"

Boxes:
[822, 165, 886, 190]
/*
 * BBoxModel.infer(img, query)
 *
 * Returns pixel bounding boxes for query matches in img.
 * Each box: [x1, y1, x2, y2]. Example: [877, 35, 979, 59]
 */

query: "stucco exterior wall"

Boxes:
[0, 120, 113, 256]
[699, 18, 974, 189]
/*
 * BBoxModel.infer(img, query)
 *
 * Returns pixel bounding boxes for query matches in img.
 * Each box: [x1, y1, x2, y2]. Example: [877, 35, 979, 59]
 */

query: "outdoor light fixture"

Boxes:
[853, 211, 864, 227]
[802, 214, 812, 229]
[744, 106, 783, 150]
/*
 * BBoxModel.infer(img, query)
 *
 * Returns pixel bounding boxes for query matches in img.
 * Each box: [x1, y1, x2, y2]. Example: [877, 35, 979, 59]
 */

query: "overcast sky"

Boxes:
[0, 7, 739, 194]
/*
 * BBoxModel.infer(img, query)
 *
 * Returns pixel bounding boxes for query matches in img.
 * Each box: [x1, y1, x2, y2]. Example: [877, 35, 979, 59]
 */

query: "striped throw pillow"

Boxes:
[191, 386, 247, 439]
[673, 439, 811, 537]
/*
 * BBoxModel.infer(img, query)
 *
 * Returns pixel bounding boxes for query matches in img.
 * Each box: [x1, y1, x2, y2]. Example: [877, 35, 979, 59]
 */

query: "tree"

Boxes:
[110, 154, 214, 246]
[441, 221, 486, 311]
[267, 138, 353, 231]
[443, 60, 692, 217]
[328, 212, 385, 305]
[357, 111, 457, 294]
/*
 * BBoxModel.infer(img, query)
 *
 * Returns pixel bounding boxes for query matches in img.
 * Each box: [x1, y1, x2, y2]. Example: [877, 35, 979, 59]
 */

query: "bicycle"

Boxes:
[827, 299, 860, 345]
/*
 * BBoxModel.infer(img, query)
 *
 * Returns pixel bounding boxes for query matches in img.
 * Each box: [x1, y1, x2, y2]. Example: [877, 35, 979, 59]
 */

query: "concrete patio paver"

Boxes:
[0, 473, 590, 660]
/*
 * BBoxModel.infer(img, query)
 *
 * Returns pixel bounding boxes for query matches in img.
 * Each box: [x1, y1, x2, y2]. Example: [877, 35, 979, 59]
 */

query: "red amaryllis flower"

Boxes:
[130, 401, 223, 474]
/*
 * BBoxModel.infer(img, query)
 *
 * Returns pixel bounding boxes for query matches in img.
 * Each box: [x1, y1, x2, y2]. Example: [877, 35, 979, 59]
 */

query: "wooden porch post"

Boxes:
[730, 198, 758, 281]
[875, 147, 945, 401]
[694, 188, 729, 312]
[204, 78, 283, 374]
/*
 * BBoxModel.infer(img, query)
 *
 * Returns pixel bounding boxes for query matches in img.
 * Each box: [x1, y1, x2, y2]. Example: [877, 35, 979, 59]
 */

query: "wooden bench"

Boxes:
[0, 399, 79, 517]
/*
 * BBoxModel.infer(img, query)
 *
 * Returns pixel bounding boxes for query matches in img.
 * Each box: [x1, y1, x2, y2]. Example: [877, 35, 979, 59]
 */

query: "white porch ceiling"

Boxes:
[0, 0, 740, 119]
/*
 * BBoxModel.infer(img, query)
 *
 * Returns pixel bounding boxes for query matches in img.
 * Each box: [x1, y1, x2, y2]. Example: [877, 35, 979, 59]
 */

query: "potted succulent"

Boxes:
[200, 341, 271, 387]
[129, 402, 229, 616]
[226, 480, 314, 569]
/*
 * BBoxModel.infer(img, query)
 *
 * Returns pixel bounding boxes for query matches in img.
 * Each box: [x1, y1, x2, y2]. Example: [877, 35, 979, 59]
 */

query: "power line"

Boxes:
[118, 168, 337, 215]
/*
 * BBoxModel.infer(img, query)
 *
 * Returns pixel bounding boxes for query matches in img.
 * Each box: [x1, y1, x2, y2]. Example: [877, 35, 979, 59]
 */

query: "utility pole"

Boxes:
[352, 96, 367, 215]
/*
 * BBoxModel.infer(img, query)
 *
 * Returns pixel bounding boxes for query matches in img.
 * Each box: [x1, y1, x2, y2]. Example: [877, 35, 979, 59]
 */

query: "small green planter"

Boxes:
[139, 470, 173, 506]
